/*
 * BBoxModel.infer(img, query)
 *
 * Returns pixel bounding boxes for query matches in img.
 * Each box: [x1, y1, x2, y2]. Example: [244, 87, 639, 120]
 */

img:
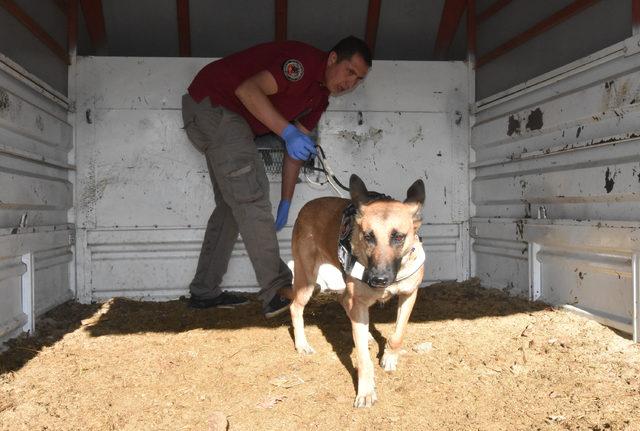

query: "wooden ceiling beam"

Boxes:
[633, 0, 640, 35]
[476, 0, 600, 68]
[467, 0, 476, 62]
[0, 0, 70, 64]
[177, 0, 191, 56]
[53, 0, 68, 15]
[477, 0, 512, 24]
[79, 0, 107, 54]
[433, 0, 467, 59]
[275, 0, 287, 41]
[365, 0, 381, 57]
[68, 0, 78, 56]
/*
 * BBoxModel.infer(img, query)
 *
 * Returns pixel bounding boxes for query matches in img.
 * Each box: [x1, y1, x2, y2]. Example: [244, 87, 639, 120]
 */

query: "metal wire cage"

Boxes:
[254, 133, 315, 175]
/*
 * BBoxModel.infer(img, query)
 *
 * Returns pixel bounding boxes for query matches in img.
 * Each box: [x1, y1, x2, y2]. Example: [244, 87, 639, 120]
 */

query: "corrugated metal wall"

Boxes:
[0, 54, 74, 345]
[471, 34, 640, 339]
[73, 57, 470, 302]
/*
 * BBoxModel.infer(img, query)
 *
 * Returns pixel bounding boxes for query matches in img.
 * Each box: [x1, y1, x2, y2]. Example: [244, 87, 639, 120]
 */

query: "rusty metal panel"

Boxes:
[471, 34, 640, 338]
[74, 57, 470, 301]
[0, 56, 74, 346]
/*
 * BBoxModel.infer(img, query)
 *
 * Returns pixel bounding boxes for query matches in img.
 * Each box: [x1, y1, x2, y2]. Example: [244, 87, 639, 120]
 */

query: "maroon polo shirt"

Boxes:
[188, 41, 330, 136]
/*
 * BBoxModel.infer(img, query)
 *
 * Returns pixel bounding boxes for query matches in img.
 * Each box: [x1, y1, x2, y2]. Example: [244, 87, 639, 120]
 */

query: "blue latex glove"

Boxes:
[281, 124, 316, 161]
[275, 199, 291, 231]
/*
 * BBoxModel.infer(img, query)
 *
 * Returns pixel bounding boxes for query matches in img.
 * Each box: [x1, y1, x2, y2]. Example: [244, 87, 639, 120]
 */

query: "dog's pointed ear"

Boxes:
[349, 174, 369, 207]
[404, 179, 425, 229]
[405, 179, 425, 205]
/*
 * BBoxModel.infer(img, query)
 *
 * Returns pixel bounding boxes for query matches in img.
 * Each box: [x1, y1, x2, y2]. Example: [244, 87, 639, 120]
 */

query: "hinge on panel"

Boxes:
[19, 213, 28, 228]
[68, 230, 76, 246]
[470, 225, 478, 237]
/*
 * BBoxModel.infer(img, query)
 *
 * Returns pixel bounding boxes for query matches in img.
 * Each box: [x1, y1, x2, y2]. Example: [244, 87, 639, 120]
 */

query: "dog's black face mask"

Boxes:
[362, 255, 402, 288]
[348, 174, 425, 289]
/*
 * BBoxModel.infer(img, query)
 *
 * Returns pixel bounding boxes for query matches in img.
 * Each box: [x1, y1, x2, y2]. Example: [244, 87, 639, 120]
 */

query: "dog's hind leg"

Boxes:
[381, 288, 418, 372]
[290, 265, 316, 355]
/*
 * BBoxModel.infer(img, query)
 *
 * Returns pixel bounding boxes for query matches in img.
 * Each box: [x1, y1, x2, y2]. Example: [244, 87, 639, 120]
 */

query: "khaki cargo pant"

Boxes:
[181, 93, 292, 305]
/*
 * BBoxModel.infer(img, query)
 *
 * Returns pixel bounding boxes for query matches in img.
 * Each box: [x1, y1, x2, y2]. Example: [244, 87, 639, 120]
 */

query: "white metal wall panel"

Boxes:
[471, 35, 640, 339]
[74, 57, 470, 301]
[0, 255, 27, 345]
[0, 56, 74, 345]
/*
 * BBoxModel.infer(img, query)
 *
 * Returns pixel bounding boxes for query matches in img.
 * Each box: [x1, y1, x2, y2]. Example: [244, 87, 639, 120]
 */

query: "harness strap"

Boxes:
[394, 237, 425, 282]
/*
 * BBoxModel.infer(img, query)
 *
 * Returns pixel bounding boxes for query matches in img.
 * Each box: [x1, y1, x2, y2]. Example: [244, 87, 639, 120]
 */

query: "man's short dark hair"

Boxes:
[331, 36, 372, 67]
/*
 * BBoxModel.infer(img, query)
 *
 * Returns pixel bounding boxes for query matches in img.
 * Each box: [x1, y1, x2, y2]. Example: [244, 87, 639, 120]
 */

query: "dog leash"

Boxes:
[303, 144, 350, 197]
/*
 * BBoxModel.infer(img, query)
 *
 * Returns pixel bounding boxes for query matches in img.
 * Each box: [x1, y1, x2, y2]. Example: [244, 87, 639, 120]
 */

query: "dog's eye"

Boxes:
[363, 231, 376, 244]
[390, 231, 406, 245]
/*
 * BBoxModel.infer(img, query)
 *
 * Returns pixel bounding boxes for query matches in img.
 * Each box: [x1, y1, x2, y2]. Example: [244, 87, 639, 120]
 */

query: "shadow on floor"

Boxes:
[0, 302, 101, 375]
[0, 279, 550, 376]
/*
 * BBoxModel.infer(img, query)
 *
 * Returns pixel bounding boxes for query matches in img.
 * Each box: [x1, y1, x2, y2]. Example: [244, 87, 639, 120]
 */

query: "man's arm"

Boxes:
[236, 70, 316, 161]
[234, 70, 289, 135]
[281, 153, 304, 201]
[294, 121, 312, 135]
[282, 122, 313, 198]
[276, 124, 310, 231]
[235, 71, 316, 230]
[281, 121, 312, 199]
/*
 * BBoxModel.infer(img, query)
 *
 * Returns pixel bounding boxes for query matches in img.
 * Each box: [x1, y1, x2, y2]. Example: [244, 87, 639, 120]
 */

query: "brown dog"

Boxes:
[289, 174, 425, 407]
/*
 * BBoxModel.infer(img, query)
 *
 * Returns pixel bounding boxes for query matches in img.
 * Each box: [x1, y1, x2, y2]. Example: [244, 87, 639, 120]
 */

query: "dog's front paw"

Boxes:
[353, 389, 377, 408]
[380, 351, 399, 372]
[295, 341, 316, 355]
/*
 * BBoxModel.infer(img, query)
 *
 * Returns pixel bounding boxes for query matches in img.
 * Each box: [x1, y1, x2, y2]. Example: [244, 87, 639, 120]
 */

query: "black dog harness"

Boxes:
[337, 196, 425, 287]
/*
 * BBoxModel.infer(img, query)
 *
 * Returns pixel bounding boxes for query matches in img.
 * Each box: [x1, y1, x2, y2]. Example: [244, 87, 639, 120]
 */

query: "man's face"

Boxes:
[324, 52, 370, 96]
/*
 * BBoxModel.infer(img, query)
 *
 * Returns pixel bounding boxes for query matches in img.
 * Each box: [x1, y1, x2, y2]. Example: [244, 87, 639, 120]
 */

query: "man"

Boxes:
[181, 36, 371, 317]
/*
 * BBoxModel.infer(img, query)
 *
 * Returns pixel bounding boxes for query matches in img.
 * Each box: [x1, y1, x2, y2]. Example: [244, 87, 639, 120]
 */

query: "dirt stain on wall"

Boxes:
[604, 167, 616, 193]
[525, 108, 543, 131]
[507, 115, 521, 136]
[0, 89, 9, 111]
[338, 127, 384, 147]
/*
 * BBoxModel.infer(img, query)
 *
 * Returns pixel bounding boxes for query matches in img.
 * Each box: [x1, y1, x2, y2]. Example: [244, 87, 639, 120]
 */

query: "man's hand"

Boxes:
[282, 124, 316, 161]
[275, 199, 291, 231]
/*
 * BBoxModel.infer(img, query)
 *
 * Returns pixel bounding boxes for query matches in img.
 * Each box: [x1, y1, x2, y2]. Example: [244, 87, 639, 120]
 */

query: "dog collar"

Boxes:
[337, 202, 425, 286]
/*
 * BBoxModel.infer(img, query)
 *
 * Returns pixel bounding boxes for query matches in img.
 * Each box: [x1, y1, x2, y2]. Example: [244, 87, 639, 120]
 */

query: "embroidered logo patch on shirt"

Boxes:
[282, 59, 304, 82]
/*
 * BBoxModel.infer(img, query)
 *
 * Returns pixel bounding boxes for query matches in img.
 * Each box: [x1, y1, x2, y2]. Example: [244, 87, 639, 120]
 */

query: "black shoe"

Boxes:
[263, 293, 292, 318]
[188, 292, 249, 309]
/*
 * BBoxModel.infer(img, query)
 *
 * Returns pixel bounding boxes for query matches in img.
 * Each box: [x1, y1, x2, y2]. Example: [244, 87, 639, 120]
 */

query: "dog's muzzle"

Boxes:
[362, 263, 399, 288]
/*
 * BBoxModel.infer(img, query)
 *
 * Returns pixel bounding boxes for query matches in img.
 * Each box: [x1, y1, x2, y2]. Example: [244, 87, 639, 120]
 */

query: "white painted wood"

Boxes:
[475, 36, 637, 113]
[0, 256, 26, 344]
[0, 53, 69, 112]
[74, 57, 468, 114]
[21, 253, 34, 334]
[528, 243, 541, 301]
[0, 86, 72, 155]
[0, 313, 27, 348]
[0, 61, 74, 347]
[472, 34, 640, 337]
[74, 57, 470, 301]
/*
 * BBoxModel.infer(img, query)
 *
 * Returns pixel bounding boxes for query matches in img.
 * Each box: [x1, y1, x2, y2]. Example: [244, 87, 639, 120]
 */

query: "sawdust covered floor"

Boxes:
[1, 280, 639, 431]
